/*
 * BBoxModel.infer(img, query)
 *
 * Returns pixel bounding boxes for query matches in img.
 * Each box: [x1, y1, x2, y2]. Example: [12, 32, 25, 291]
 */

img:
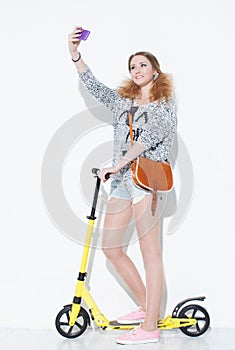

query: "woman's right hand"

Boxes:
[68, 26, 83, 59]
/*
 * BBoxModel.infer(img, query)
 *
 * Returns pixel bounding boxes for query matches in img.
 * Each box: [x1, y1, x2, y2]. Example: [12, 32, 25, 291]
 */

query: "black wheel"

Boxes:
[178, 304, 210, 337]
[55, 304, 90, 338]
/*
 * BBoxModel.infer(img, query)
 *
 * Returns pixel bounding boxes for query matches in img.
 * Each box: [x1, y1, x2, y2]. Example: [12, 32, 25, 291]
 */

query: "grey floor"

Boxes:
[0, 327, 234, 350]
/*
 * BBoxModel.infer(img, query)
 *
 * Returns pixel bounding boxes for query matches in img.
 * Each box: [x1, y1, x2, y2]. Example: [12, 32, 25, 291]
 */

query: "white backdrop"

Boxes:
[1, 0, 235, 330]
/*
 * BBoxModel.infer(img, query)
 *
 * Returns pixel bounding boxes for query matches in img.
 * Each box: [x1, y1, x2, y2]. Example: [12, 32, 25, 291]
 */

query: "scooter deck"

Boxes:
[109, 320, 140, 327]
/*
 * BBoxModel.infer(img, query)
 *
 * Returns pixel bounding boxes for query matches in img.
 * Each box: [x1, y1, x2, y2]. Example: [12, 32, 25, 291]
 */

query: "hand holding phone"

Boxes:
[69, 26, 90, 59]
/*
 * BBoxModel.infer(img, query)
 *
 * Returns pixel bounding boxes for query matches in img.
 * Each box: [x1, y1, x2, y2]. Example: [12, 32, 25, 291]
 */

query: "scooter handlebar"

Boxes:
[92, 168, 100, 176]
[92, 168, 111, 180]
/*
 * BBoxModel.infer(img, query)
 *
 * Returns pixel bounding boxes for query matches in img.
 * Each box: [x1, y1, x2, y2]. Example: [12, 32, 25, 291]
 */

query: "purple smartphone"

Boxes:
[79, 29, 90, 41]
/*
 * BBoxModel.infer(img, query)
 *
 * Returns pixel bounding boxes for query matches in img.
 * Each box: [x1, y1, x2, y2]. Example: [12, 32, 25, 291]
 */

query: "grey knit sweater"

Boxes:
[79, 66, 176, 183]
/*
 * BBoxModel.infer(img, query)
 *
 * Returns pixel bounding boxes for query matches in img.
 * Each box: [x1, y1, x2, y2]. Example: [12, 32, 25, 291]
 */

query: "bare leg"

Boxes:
[102, 197, 146, 308]
[133, 195, 163, 331]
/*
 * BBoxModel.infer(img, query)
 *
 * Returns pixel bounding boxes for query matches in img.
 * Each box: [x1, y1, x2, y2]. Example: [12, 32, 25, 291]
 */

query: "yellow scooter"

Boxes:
[55, 168, 210, 338]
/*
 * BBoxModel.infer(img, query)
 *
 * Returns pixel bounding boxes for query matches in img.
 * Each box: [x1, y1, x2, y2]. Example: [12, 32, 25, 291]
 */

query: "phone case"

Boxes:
[79, 29, 90, 41]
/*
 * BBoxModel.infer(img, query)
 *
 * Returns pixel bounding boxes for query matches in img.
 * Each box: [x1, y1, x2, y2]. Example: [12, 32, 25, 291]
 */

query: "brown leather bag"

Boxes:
[128, 109, 173, 215]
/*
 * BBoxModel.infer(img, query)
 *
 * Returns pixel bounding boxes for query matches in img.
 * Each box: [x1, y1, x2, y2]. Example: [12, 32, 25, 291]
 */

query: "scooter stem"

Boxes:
[87, 170, 101, 220]
[69, 172, 102, 326]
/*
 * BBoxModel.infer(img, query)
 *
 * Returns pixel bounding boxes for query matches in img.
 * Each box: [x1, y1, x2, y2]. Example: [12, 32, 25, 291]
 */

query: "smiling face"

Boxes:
[129, 55, 156, 87]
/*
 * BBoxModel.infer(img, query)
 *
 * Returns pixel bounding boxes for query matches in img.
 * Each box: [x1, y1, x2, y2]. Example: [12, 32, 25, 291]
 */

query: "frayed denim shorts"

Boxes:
[109, 178, 151, 204]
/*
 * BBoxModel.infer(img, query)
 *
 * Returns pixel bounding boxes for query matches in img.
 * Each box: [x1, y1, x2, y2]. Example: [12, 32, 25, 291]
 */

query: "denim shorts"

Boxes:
[109, 178, 151, 204]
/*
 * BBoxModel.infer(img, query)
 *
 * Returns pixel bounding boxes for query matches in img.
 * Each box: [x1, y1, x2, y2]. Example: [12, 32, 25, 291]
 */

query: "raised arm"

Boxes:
[68, 26, 87, 74]
[68, 25, 123, 110]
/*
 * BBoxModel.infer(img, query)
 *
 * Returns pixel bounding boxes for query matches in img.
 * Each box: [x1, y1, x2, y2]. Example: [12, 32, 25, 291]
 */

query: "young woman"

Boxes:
[68, 26, 176, 345]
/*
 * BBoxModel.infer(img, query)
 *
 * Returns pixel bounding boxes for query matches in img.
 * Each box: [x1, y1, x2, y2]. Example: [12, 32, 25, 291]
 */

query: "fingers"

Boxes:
[98, 169, 114, 182]
[98, 170, 107, 182]
[69, 26, 83, 42]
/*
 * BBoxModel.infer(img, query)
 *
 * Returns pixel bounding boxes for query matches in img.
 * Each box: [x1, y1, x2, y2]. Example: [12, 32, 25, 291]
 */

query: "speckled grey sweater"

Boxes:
[79, 66, 176, 183]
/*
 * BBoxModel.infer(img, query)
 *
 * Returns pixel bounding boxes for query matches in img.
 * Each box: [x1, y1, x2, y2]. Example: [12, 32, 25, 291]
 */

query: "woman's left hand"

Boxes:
[98, 166, 119, 182]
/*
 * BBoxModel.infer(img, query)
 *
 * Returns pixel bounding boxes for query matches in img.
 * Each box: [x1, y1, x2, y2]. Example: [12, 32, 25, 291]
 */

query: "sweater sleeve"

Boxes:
[78, 66, 123, 112]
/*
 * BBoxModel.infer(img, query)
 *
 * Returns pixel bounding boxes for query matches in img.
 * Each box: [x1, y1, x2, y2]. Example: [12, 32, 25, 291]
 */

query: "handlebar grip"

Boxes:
[105, 172, 111, 180]
[92, 168, 100, 176]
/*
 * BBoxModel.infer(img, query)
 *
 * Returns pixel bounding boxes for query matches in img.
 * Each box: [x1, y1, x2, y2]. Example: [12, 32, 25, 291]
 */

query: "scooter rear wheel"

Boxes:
[55, 304, 90, 338]
[178, 304, 210, 337]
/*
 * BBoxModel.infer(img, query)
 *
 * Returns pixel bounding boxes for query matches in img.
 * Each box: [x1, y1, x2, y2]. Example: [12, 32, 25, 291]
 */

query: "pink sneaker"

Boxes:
[116, 326, 160, 345]
[117, 307, 146, 324]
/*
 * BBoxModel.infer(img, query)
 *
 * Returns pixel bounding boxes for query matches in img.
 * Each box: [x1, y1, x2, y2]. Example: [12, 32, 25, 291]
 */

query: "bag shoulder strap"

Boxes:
[128, 110, 134, 146]
[128, 105, 139, 146]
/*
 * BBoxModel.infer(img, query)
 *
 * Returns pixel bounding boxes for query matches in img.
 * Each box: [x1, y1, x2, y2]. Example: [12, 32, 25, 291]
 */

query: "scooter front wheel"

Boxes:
[178, 304, 210, 337]
[55, 304, 90, 338]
